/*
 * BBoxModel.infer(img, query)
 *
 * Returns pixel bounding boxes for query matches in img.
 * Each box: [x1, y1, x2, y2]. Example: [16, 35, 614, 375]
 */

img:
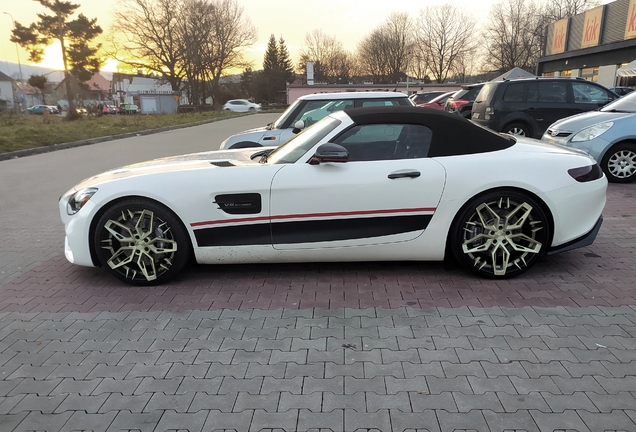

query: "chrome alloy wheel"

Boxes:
[607, 148, 636, 180]
[456, 195, 547, 277]
[508, 126, 526, 136]
[96, 203, 185, 284]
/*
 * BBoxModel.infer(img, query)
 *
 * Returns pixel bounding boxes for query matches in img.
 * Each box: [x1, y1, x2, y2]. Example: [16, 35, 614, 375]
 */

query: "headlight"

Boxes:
[571, 122, 613, 142]
[67, 187, 98, 215]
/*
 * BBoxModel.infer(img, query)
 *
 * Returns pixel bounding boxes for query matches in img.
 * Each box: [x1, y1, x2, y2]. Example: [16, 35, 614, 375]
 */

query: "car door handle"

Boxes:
[388, 171, 421, 179]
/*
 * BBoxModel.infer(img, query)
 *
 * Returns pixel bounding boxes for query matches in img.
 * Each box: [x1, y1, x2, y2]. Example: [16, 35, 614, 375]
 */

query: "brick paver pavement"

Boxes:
[1, 116, 635, 431]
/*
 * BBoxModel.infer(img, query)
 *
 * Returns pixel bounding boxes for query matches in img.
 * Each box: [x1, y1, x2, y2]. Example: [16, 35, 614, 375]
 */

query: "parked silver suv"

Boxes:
[219, 91, 413, 149]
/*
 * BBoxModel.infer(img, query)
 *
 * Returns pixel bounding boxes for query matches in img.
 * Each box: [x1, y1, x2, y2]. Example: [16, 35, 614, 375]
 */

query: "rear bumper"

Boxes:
[547, 216, 603, 255]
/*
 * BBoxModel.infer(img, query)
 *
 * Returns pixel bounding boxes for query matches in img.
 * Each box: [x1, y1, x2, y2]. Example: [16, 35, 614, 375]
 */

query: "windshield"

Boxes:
[266, 117, 343, 164]
[272, 99, 303, 129]
[601, 90, 636, 113]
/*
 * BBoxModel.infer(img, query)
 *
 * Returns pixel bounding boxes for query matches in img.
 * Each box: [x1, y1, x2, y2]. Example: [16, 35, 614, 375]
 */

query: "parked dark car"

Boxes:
[409, 91, 447, 106]
[471, 78, 618, 138]
[444, 84, 484, 118]
[609, 86, 635, 96]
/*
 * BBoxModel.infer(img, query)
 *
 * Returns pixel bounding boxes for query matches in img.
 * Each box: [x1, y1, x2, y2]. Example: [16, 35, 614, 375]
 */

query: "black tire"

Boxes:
[450, 190, 550, 278]
[248, 107, 256, 112]
[503, 122, 531, 137]
[228, 141, 263, 149]
[94, 199, 190, 285]
[600, 143, 636, 183]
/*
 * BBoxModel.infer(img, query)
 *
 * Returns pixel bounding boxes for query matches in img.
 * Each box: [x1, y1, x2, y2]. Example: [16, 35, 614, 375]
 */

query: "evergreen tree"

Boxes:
[10, 0, 103, 119]
[263, 34, 278, 72]
[278, 37, 295, 85]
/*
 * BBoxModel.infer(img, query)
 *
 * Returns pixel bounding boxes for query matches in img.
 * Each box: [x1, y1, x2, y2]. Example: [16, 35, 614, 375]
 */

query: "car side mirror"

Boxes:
[308, 143, 349, 165]
[292, 120, 305, 134]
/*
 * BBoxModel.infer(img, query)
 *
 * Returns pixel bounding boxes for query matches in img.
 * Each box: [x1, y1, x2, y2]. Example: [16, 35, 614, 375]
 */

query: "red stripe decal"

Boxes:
[191, 207, 436, 228]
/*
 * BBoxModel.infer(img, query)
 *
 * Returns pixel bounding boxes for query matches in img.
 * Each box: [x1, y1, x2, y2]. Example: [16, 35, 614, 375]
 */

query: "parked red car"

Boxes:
[419, 91, 456, 110]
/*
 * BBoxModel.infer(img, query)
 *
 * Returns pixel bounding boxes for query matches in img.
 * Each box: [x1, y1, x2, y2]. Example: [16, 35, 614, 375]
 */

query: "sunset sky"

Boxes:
[1, 0, 499, 75]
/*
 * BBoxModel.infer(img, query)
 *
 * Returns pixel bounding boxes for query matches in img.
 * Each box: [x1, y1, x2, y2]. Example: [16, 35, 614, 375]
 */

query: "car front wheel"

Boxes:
[600, 143, 636, 183]
[94, 199, 190, 285]
[450, 190, 549, 278]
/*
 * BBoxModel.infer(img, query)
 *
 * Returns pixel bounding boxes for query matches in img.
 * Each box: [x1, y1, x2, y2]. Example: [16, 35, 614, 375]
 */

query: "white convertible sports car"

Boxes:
[59, 106, 607, 285]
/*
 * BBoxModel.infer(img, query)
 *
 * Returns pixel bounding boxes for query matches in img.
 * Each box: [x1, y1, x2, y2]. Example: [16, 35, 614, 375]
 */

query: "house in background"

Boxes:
[55, 73, 111, 105]
[14, 81, 45, 108]
[0, 71, 17, 111]
[111, 72, 181, 114]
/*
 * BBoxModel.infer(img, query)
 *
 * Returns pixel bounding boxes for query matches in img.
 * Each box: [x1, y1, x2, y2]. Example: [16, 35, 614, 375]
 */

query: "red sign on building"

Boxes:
[581, 6, 603, 48]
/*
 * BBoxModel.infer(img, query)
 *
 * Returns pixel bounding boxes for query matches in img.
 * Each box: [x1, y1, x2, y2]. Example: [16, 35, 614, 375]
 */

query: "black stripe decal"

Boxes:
[194, 214, 432, 247]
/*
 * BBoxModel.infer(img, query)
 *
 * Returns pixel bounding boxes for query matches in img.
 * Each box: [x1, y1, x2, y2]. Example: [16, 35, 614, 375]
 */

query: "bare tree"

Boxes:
[110, 0, 185, 91]
[178, 0, 214, 105]
[357, 13, 414, 84]
[415, 4, 477, 84]
[298, 29, 355, 83]
[483, 0, 544, 73]
[541, 0, 600, 21]
[202, 0, 257, 106]
[110, 0, 255, 105]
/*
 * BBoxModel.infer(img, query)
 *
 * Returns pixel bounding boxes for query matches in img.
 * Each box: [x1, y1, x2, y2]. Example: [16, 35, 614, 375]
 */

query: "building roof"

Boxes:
[55, 73, 111, 91]
[0, 71, 13, 82]
[85, 73, 111, 91]
[14, 81, 41, 95]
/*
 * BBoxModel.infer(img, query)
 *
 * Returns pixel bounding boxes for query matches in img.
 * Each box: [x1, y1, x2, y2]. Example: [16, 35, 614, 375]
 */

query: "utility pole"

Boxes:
[3, 12, 23, 83]
[4, 11, 24, 112]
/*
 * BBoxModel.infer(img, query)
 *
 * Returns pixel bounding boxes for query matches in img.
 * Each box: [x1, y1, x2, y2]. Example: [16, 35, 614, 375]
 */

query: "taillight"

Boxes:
[568, 164, 604, 182]
[449, 99, 470, 109]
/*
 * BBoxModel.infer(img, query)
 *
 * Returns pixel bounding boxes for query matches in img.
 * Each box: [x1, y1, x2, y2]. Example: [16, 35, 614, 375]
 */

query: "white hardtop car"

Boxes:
[219, 91, 413, 149]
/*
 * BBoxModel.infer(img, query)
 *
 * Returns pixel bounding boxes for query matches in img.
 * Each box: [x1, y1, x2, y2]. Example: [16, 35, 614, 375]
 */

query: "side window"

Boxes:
[502, 83, 525, 102]
[538, 81, 567, 103]
[526, 82, 538, 103]
[294, 100, 354, 126]
[572, 82, 612, 104]
[359, 99, 404, 107]
[334, 124, 432, 161]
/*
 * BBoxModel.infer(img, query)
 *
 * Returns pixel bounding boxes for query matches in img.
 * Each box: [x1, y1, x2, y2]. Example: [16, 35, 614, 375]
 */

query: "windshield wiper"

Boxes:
[250, 148, 274, 163]
[604, 109, 633, 113]
[265, 122, 274, 130]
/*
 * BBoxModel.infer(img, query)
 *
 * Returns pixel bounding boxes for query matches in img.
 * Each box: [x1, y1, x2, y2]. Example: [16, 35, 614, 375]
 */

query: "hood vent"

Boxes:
[210, 161, 235, 167]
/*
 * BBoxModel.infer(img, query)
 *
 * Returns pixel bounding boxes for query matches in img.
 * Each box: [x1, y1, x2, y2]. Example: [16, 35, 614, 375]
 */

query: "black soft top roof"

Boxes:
[344, 106, 514, 157]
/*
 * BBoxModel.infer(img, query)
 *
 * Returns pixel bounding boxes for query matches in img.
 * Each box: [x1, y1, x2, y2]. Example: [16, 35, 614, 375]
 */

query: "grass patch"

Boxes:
[0, 110, 246, 154]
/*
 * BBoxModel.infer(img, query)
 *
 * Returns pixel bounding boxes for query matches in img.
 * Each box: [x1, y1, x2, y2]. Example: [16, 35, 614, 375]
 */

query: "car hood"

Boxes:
[222, 126, 269, 143]
[508, 136, 595, 157]
[73, 147, 268, 189]
[548, 110, 634, 132]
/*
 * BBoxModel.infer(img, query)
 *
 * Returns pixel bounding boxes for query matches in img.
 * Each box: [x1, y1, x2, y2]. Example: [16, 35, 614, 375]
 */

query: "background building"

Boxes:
[538, 0, 636, 87]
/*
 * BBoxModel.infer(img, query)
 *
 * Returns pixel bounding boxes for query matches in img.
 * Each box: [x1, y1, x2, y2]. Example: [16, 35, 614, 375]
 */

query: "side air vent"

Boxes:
[214, 193, 262, 214]
[210, 161, 234, 167]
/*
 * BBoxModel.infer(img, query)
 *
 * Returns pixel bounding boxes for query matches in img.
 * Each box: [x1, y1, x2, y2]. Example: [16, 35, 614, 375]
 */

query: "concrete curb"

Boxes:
[0, 113, 252, 162]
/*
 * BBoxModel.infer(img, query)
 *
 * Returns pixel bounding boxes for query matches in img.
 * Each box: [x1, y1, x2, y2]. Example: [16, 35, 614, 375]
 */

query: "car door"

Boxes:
[269, 123, 446, 250]
[571, 81, 615, 113]
[524, 81, 572, 136]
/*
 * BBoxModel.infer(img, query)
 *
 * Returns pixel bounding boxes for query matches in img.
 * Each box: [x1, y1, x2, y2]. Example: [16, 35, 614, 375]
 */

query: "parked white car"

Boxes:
[59, 106, 606, 285]
[223, 99, 261, 113]
[219, 91, 413, 149]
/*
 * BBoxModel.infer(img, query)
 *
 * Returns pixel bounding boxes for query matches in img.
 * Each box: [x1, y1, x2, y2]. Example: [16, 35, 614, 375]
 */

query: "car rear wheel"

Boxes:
[450, 190, 549, 278]
[94, 199, 190, 285]
[503, 122, 530, 137]
[600, 143, 636, 183]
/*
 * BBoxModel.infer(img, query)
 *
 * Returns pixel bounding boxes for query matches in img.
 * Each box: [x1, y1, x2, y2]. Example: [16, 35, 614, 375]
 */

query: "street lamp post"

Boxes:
[3, 11, 24, 112]
[3, 12, 24, 83]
